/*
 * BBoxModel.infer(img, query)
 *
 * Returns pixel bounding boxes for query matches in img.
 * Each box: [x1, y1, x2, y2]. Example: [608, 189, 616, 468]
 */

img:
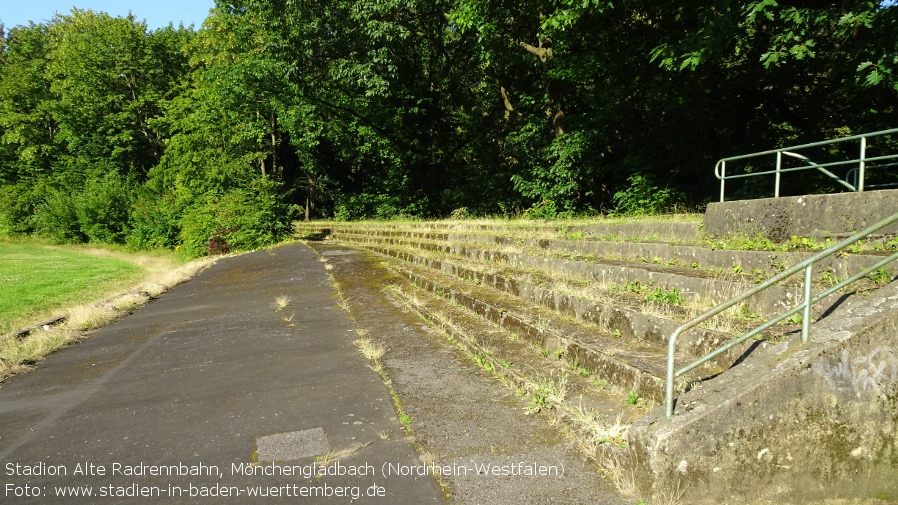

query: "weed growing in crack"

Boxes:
[570, 405, 629, 449]
[624, 390, 646, 408]
[471, 353, 495, 372]
[355, 337, 385, 362]
[644, 287, 685, 306]
[316, 451, 337, 466]
[525, 372, 568, 413]
[869, 267, 894, 286]
[273, 295, 292, 311]
[354, 337, 386, 376]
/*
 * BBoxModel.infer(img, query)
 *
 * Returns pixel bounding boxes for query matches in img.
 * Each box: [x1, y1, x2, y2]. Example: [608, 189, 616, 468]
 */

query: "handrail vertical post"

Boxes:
[773, 151, 783, 198]
[719, 161, 726, 202]
[859, 136, 867, 192]
[665, 330, 679, 418]
[801, 265, 813, 343]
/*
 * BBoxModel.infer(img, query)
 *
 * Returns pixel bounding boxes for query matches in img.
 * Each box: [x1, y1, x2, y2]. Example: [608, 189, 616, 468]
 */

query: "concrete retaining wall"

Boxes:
[628, 280, 898, 504]
[704, 189, 898, 241]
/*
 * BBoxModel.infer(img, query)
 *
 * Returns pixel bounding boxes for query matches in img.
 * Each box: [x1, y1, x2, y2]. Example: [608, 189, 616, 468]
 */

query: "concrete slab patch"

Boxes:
[254, 427, 330, 463]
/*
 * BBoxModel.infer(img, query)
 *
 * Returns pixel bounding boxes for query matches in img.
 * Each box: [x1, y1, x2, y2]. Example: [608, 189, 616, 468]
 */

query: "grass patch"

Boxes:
[0, 237, 213, 381]
[0, 240, 147, 336]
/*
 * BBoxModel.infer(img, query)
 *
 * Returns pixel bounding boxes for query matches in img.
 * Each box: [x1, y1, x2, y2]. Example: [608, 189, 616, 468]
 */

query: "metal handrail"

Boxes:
[715, 128, 898, 202]
[665, 211, 898, 418]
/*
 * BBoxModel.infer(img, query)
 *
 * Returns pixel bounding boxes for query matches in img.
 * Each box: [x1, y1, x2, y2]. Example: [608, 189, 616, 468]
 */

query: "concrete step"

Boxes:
[384, 245, 777, 370]
[295, 217, 704, 243]
[310, 224, 890, 282]
[325, 230, 807, 317]
[388, 281, 643, 460]
[376, 246, 734, 405]
[390, 279, 649, 418]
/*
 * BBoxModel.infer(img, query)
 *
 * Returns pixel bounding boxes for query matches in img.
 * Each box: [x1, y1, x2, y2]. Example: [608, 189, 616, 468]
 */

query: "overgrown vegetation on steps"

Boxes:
[300, 215, 898, 503]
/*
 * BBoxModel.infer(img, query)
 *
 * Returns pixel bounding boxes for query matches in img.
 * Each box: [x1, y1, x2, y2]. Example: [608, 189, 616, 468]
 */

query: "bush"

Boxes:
[178, 179, 293, 257]
[612, 174, 684, 216]
[522, 199, 570, 220]
[127, 192, 182, 250]
[32, 188, 85, 243]
[449, 207, 473, 220]
[0, 181, 47, 235]
[74, 172, 135, 244]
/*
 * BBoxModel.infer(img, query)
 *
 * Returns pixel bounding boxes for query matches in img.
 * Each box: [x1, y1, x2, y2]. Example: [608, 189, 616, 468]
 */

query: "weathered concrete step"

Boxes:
[306, 223, 890, 282]
[328, 230, 807, 317]
[535, 237, 890, 281]
[389, 283, 643, 457]
[390, 281, 644, 417]
[390, 264, 674, 405]
[351, 242, 779, 371]
[295, 218, 703, 243]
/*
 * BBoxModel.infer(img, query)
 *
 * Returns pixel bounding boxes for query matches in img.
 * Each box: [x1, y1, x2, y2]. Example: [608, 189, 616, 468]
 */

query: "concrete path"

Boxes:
[0, 243, 442, 503]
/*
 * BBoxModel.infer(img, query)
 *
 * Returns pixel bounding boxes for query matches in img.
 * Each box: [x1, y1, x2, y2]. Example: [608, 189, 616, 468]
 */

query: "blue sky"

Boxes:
[1, 1, 215, 30]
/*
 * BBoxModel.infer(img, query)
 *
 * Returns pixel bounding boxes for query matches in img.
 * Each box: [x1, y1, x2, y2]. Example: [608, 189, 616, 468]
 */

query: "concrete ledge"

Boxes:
[628, 280, 898, 504]
[704, 190, 898, 241]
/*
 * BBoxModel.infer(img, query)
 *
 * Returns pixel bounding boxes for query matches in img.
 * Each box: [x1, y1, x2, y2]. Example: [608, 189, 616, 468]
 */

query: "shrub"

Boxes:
[612, 174, 684, 216]
[127, 192, 182, 250]
[522, 199, 570, 220]
[32, 188, 85, 243]
[449, 207, 473, 220]
[74, 172, 135, 244]
[0, 181, 46, 235]
[178, 179, 293, 257]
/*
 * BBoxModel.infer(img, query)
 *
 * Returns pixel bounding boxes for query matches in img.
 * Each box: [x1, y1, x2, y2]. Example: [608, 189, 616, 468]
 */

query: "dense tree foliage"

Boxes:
[1, 1, 896, 254]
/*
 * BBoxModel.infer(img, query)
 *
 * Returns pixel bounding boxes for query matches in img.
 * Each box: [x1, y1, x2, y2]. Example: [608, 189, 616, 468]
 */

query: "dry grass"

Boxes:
[602, 451, 640, 498]
[273, 295, 293, 311]
[355, 337, 386, 362]
[354, 336, 387, 376]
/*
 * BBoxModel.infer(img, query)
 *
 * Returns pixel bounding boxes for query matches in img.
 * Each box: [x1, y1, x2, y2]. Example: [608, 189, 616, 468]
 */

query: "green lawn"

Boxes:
[0, 241, 146, 335]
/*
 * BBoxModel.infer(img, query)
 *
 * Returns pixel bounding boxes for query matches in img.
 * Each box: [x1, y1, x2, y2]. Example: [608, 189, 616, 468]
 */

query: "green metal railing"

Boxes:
[665, 211, 898, 418]
[715, 128, 898, 202]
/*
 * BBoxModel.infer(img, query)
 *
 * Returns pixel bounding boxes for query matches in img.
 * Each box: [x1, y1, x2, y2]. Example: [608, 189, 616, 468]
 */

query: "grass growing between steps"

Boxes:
[0, 238, 214, 382]
[387, 282, 669, 501]
[381, 240, 772, 339]
[388, 283, 644, 451]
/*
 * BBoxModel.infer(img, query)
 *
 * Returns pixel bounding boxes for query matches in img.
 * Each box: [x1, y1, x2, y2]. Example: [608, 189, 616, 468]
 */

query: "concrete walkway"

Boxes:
[0, 243, 442, 503]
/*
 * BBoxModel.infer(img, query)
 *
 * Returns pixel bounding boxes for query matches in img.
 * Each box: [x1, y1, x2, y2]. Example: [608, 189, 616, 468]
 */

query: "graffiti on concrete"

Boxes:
[813, 346, 898, 400]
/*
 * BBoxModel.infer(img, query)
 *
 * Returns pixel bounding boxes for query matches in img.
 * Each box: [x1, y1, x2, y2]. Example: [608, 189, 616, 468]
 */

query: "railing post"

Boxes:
[665, 329, 680, 418]
[773, 151, 783, 198]
[719, 161, 726, 202]
[801, 265, 813, 343]
[859, 136, 867, 192]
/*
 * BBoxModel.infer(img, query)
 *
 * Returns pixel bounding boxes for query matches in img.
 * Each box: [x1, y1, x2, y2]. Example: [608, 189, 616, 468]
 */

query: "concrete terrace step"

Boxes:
[388, 281, 642, 460]
[296, 217, 704, 243]
[388, 262, 675, 406]
[389, 279, 648, 421]
[376, 247, 730, 403]
[306, 224, 889, 282]
[362, 243, 767, 374]
[324, 229, 805, 317]
[298, 222, 891, 328]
